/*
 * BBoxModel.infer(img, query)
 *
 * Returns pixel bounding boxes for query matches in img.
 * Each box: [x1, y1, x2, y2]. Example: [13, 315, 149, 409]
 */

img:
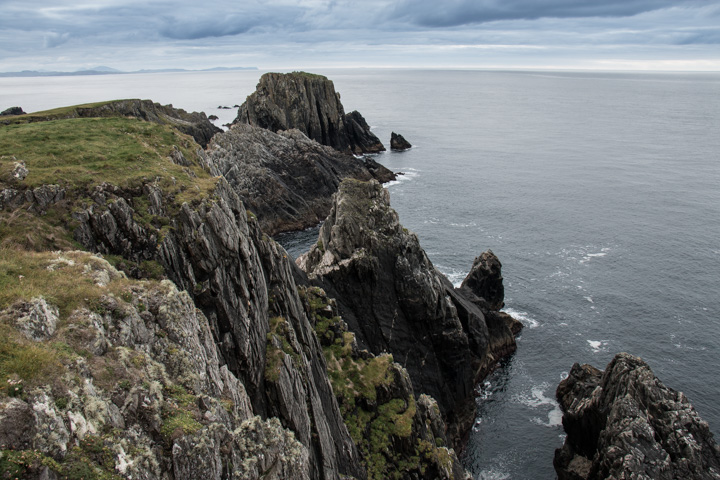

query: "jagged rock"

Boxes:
[7, 297, 59, 341]
[234, 72, 385, 154]
[172, 418, 310, 480]
[298, 179, 518, 446]
[201, 123, 395, 234]
[1, 106, 25, 116]
[208, 114, 219, 121]
[390, 132, 412, 151]
[459, 250, 505, 311]
[555, 353, 720, 480]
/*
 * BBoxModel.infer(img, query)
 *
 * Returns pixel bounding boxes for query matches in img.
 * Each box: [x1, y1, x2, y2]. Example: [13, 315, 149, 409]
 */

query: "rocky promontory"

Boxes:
[555, 353, 720, 480]
[202, 123, 395, 235]
[234, 72, 385, 154]
[298, 179, 520, 446]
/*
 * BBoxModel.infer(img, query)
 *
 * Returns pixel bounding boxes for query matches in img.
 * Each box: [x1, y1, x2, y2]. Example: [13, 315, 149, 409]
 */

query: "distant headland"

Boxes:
[0, 66, 257, 78]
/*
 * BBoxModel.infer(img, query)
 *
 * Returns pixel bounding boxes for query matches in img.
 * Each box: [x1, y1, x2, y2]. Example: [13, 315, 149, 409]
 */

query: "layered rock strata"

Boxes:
[297, 179, 520, 446]
[555, 353, 720, 480]
[201, 123, 395, 235]
[234, 72, 385, 154]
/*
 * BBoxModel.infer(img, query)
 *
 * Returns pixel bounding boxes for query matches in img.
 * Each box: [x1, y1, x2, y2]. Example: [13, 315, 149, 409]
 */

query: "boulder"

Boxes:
[1, 106, 25, 116]
[555, 353, 720, 480]
[390, 132, 412, 151]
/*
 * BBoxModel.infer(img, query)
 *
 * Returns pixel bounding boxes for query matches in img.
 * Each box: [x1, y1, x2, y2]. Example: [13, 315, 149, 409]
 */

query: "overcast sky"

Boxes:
[1, 0, 719, 72]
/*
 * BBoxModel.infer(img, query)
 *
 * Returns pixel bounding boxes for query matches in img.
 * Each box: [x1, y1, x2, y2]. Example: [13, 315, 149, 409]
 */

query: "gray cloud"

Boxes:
[389, 0, 696, 27]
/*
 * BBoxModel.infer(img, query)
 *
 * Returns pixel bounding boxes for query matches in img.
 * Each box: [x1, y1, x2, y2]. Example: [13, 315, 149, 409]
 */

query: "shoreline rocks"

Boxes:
[555, 353, 720, 480]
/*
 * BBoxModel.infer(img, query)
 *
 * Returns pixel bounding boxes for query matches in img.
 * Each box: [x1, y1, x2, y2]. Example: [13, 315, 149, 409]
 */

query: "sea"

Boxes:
[2, 69, 719, 479]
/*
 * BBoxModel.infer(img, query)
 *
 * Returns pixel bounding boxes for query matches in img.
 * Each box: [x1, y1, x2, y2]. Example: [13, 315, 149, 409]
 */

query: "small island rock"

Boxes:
[1, 106, 25, 116]
[390, 132, 412, 151]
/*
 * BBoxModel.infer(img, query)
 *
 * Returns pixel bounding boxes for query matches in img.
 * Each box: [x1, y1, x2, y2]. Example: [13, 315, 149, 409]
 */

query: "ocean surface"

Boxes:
[3, 69, 719, 479]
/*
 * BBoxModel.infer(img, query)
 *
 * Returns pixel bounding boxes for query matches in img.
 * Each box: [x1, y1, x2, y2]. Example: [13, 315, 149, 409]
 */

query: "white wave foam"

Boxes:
[584, 296, 594, 303]
[579, 247, 611, 264]
[385, 169, 420, 188]
[502, 307, 539, 329]
[478, 470, 511, 480]
[587, 339, 608, 352]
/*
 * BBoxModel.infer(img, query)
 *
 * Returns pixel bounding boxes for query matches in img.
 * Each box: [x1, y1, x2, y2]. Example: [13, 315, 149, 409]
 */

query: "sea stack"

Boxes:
[234, 72, 386, 154]
[390, 132, 412, 151]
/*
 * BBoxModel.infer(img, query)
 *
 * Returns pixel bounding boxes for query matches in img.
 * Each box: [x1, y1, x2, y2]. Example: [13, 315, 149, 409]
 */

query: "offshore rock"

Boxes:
[0, 106, 25, 116]
[201, 123, 395, 235]
[234, 72, 385, 154]
[390, 132, 412, 151]
[298, 179, 519, 446]
[555, 353, 720, 480]
[459, 250, 505, 311]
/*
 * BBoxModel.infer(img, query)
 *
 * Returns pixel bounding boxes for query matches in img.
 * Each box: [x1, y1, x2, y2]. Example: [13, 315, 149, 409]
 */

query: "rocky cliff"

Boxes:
[234, 72, 385, 154]
[297, 179, 520, 446]
[555, 353, 720, 480]
[201, 123, 395, 235]
[0, 110, 467, 479]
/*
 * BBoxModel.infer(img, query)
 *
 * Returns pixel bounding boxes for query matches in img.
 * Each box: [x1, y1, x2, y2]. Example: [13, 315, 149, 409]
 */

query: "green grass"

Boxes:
[0, 117, 211, 194]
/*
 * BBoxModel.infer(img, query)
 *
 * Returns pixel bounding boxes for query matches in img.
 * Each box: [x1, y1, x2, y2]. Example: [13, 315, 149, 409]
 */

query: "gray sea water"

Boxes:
[2, 69, 719, 479]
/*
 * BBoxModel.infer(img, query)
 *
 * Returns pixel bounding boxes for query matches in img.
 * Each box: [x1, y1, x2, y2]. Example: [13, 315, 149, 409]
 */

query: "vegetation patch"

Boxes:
[264, 316, 301, 382]
[160, 383, 203, 441]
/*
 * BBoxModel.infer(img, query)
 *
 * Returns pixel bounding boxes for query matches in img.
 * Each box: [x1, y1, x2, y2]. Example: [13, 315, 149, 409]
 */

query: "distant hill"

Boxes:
[0, 66, 257, 77]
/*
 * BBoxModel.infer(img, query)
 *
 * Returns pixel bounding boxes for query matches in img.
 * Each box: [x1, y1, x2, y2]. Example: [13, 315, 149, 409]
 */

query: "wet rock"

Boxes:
[390, 132, 412, 151]
[555, 353, 720, 480]
[235, 72, 385, 154]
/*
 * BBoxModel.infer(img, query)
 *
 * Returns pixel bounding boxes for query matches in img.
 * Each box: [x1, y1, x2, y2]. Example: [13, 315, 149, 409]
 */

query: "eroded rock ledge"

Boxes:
[555, 353, 720, 480]
[298, 179, 521, 447]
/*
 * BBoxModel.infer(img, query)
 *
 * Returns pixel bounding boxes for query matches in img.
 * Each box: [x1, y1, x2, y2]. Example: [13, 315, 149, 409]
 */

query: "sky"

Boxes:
[1, 0, 719, 72]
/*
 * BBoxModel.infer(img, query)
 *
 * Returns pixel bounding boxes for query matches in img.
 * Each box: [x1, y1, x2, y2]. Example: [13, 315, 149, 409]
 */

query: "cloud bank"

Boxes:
[0, 0, 718, 71]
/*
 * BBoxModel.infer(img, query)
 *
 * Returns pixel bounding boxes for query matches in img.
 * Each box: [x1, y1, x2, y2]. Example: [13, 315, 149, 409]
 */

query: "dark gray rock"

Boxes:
[390, 132, 412, 151]
[297, 179, 519, 447]
[234, 72, 385, 154]
[1, 106, 25, 116]
[201, 123, 395, 235]
[555, 353, 720, 480]
[459, 250, 505, 311]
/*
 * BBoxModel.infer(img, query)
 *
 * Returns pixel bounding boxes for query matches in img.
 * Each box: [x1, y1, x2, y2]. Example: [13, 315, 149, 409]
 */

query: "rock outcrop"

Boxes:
[234, 72, 385, 154]
[0, 99, 220, 147]
[201, 123, 395, 235]
[390, 132, 412, 151]
[0, 106, 25, 116]
[298, 179, 520, 446]
[555, 353, 720, 480]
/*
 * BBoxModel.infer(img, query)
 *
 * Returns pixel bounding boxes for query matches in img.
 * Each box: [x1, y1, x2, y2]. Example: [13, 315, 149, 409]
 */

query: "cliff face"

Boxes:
[234, 72, 385, 154]
[297, 179, 520, 446]
[202, 123, 395, 235]
[1, 116, 365, 479]
[555, 353, 720, 480]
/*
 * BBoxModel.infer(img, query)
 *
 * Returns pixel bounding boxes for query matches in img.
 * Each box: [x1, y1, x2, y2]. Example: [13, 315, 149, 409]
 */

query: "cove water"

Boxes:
[3, 69, 719, 479]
